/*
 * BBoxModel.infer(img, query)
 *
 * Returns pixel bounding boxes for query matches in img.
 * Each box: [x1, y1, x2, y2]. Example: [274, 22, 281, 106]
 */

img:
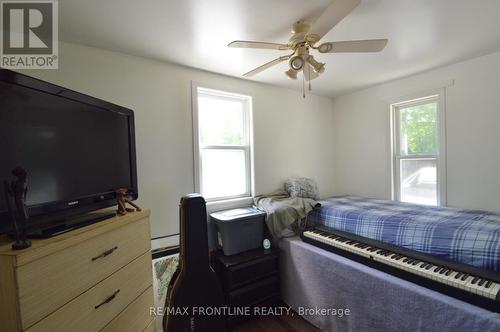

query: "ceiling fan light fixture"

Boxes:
[289, 55, 305, 71]
[228, 0, 388, 98]
[306, 56, 325, 74]
[313, 62, 325, 74]
[285, 68, 298, 80]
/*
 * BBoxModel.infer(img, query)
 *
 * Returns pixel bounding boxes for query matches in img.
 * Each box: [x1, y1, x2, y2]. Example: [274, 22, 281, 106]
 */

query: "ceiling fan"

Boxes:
[228, 0, 388, 92]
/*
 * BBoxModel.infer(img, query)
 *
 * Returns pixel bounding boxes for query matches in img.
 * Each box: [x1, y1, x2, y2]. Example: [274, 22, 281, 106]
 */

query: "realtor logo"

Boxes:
[1, 0, 58, 69]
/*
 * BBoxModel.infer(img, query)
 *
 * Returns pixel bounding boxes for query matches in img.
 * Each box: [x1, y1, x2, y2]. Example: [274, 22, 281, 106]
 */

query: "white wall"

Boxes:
[21, 42, 336, 239]
[331, 51, 500, 213]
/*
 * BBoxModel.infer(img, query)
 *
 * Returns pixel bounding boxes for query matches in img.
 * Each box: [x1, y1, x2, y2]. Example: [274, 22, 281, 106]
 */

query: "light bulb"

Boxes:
[289, 56, 304, 71]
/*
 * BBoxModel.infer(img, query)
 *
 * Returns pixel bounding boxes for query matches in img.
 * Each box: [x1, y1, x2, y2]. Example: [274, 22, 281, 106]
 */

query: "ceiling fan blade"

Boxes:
[303, 63, 319, 82]
[228, 40, 289, 50]
[243, 55, 291, 77]
[318, 39, 388, 53]
[310, 0, 361, 39]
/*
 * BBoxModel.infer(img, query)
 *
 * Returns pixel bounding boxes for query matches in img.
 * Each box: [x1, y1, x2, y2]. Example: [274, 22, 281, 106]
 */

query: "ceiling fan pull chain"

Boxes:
[308, 67, 312, 92]
[302, 72, 306, 98]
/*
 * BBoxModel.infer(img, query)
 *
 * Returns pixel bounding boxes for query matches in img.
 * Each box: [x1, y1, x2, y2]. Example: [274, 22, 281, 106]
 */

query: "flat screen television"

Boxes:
[0, 69, 138, 236]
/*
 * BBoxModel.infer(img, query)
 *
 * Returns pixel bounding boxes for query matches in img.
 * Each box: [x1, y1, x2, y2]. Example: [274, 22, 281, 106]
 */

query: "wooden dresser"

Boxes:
[0, 209, 155, 332]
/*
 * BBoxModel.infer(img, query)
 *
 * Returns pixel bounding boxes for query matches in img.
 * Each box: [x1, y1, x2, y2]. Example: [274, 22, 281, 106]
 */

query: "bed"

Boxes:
[279, 196, 500, 331]
[308, 196, 500, 272]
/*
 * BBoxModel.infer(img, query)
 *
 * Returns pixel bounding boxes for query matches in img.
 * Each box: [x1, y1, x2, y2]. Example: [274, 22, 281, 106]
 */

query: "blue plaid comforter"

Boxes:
[308, 196, 500, 272]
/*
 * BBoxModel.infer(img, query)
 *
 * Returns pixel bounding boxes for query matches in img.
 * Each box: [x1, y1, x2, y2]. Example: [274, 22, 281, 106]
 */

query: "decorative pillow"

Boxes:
[285, 177, 320, 200]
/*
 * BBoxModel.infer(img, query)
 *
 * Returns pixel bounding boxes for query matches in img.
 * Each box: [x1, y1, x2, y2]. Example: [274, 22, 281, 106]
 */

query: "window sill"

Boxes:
[206, 196, 254, 213]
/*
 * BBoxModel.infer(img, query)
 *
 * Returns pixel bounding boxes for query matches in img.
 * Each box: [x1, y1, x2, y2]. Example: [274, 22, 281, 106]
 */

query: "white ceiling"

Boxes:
[59, 0, 500, 97]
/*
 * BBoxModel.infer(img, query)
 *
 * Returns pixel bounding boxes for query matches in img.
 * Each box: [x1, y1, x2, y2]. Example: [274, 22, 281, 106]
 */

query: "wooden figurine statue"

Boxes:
[5, 167, 32, 250]
[116, 188, 141, 216]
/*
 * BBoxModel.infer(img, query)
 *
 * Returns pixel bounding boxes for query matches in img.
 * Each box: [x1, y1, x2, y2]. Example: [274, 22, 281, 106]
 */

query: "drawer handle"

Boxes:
[95, 289, 120, 309]
[91, 246, 118, 261]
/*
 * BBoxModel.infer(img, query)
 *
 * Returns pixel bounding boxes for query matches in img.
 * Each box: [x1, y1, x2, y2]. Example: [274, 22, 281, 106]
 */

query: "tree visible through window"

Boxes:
[400, 103, 438, 155]
[392, 95, 444, 206]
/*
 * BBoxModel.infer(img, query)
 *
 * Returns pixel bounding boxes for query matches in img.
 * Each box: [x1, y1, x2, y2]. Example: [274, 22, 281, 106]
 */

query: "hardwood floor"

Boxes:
[231, 310, 321, 332]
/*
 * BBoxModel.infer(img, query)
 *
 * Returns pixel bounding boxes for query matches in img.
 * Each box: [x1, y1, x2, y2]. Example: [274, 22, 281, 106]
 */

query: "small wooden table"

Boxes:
[211, 247, 281, 328]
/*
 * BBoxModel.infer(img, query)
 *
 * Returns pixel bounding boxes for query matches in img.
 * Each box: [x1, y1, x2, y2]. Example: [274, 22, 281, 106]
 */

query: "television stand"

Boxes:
[9, 211, 117, 238]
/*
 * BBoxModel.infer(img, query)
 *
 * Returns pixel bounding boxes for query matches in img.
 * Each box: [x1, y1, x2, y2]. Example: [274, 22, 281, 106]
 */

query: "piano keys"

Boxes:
[302, 228, 500, 312]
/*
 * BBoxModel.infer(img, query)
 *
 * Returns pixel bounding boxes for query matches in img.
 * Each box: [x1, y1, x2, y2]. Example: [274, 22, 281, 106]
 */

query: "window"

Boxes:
[391, 94, 445, 206]
[192, 85, 253, 202]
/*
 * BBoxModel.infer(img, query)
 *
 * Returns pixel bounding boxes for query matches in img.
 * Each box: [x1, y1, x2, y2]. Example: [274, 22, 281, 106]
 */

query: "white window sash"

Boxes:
[391, 92, 446, 206]
[394, 156, 438, 203]
[199, 145, 252, 201]
[191, 82, 254, 203]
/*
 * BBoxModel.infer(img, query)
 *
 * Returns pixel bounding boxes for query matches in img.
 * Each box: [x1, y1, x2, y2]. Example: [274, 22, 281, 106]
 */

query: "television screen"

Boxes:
[0, 72, 137, 233]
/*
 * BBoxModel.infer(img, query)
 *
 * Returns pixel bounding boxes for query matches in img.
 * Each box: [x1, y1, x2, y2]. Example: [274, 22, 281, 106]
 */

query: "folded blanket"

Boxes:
[254, 189, 321, 239]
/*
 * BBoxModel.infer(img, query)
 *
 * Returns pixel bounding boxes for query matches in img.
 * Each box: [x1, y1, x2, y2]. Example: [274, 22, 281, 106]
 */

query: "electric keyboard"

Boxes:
[302, 227, 500, 312]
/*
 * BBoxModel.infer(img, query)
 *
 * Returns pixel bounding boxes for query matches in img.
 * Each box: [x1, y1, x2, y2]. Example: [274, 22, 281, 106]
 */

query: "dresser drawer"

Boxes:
[101, 286, 154, 332]
[26, 252, 152, 332]
[17, 217, 151, 329]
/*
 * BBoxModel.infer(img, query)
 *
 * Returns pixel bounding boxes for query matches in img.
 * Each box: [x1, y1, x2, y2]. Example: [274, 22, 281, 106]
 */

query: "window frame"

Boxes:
[390, 91, 447, 206]
[191, 83, 254, 203]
